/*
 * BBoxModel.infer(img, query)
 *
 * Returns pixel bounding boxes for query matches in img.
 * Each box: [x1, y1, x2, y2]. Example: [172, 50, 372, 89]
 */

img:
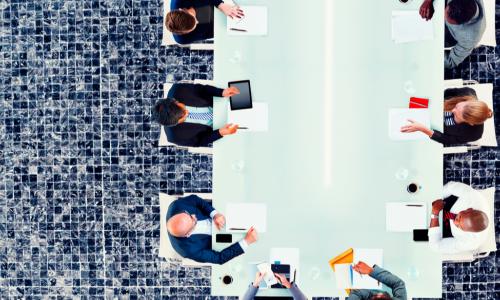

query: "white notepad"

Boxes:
[335, 264, 353, 289]
[225, 203, 267, 232]
[388, 108, 431, 140]
[227, 102, 268, 132]
[352, 248, 383, 289]
[227, 6, 268, 36]
[386, 202, 427, 232]
[392, 10, 434, 43]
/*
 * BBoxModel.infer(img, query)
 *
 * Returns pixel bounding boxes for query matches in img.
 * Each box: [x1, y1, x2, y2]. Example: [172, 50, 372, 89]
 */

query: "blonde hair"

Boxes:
[444, 96, 493, 125]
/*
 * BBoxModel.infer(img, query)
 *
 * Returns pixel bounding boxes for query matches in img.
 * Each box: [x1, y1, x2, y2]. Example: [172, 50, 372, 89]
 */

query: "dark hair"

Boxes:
[153, 98, 185, 126]
[166, 10, 196, 34]
[447, 0, 477, 24]
[370, 293, 392, 300]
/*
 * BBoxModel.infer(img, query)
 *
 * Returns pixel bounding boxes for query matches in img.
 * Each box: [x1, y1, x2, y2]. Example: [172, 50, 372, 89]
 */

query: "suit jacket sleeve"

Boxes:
[347, 289, 370, 300]
[369, 266, 408, 300]
[189, 241, 244, 264]
[430, 129, 469, 145]
[183, 195, 215, 216]
[194, 129, 223, 147]
[290, 284, 308, 300]
[195, 83, 224, 99]
[241, 284, 259, 300]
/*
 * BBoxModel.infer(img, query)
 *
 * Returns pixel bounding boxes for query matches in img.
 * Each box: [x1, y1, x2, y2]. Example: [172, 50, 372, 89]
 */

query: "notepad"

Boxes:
[227, 6, 268, 36]
[352, 248, 383, 289]
[388, 108, 431, 140]
[257, 262, 278, 287]
[334, 264, 353, 289]
[386, 202, 427, 232]
[227, 102, 268, 132]
[226, 203, 267, 232]
[392, 10, 434, 43]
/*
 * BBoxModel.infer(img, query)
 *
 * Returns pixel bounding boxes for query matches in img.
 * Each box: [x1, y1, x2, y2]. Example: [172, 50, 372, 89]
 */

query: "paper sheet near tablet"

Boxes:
[392, 10, 434, 43]
[227, 6, 268, 36]
[227, 102, 268, 132]
[226, 203, 267, 232]
[335, 264, 353, 289]
[352, 248, 383, 289]
[386, 202, 427, 232]
[389, 108, 430, 140]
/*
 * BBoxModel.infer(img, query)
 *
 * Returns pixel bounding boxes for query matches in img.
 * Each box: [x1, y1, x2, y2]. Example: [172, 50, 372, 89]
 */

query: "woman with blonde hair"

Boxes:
[401, 87, 493, 145]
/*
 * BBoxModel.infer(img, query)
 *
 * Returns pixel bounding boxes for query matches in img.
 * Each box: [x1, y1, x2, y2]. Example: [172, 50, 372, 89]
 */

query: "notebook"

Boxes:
[386, 202, 427, 232]
[388, 108, 431, 140]
[226, 5, 268, 36]
[227, 102, 268, 132]
[392, 10, 434, 43]
[225, 203, 267, 232]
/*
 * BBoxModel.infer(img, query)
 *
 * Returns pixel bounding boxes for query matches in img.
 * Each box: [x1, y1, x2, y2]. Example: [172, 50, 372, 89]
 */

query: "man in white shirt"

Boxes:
[428, 181, 489, 254]
[166, 195, 258, 264]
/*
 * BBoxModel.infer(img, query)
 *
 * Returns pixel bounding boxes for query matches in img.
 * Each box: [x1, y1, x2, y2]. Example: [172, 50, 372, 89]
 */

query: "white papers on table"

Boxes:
[352, 248, 383, 289]
[269, 248, 300, 282]
[388, 108, 430, 140]
[225, 203, 267, 232]
[335, 263, 353, 289]
[257, 262, 278, 287]
[392, 10, 434, 43]
[386, 202, 427, 232]
[227, 6, 268, 36]
[227, 102, 268, 132]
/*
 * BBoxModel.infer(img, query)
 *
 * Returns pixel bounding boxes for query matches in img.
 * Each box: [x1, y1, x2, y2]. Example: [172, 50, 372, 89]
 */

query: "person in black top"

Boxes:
[401, 87, 492, 146]
[153, 83, 240, 147]
[166, 0, 244, 45]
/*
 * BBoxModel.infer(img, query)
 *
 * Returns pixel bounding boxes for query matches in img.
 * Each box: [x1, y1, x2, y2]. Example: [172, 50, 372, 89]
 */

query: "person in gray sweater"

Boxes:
[348, 262, 407, 300]
[241, 271, 307, 300]
[419, 0, 486, 69]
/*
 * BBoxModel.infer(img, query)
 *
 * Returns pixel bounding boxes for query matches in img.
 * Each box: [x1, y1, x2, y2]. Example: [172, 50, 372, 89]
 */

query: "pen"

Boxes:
[406, 204, 423, 207]
[229, 228, 246, 230]
[237, 126, 248, 129]
[230, 28, 247, 32]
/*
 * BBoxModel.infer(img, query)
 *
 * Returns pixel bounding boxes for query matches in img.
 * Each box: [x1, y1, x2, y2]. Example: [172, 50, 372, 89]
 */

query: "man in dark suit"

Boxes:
[166, 195, 258, 264]
[153, 83, 240, 147]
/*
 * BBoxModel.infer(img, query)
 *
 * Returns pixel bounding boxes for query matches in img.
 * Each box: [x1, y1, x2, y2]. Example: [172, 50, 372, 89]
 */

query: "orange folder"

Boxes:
[329, 248, 354, 295]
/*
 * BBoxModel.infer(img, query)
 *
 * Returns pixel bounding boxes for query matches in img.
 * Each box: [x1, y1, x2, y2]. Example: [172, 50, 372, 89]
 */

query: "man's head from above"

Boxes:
[370, 293, 392, 300]
[445, 0, 478, 25]
[153, 98, 188, 126]
[167, 212, 197, 238]
[166, 8, 198, 35]
[454, 208, 488, 232]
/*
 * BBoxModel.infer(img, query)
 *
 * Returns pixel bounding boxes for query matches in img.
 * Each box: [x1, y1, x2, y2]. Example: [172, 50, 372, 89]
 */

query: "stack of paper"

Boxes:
[386, 202, 427, 232]
[335, 264, 353, 289]
[227, 102, 269, 132]
[225, 203, 267, 232]
[227, 6, 268, 36]
[388, 108, 431, 140]
[392, 10, 434, 43]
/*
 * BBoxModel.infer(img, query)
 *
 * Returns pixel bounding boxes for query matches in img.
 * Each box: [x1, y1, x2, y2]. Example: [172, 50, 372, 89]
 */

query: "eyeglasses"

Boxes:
[182, 211, 197, 237]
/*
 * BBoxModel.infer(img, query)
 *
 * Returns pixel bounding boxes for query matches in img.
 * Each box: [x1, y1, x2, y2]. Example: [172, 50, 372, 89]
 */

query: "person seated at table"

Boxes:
[419, 0, 486, 69]
[242, 271, 307, 300]
[400, 87, 492, 145]
[428, 181, 489, 254]
[166, 0, 244, 44]
[348, 262, 407, 300]
[166, 195, 258, 264]
[153, 83, 240, 147]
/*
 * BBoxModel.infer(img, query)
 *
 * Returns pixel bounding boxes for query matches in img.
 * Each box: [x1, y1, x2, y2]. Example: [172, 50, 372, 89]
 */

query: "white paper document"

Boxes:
[386, 202, 427, 232]
[352, 248, 383, 289]
[392, 10, 434, 43]
[334, 263, 353, 289]
[257, 263, 278, 286]
[227, 6, 268, 36]
[388, 108, 430, 140]
[227, 102, 268, 132]
[226, 203, 267, 232]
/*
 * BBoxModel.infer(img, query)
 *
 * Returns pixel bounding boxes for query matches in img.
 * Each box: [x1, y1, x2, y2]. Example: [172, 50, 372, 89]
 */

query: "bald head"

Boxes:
[455, 208, 488, 232]
[167, 213, 196, 237]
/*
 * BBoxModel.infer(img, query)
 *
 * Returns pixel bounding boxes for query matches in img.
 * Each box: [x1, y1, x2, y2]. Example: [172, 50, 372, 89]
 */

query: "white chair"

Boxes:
[443, 80, 497, 154]
[158, 192, 213, 267]
[442, 187, 497, 262]
[159, 82, 214, 155]
[162, 0, 215, 50]
[478, 0, 496, 47]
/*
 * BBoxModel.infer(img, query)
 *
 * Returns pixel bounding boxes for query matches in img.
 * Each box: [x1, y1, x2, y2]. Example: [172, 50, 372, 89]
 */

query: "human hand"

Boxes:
[432, 199, 444, 215]
[244, 226, 258, 245]
[353, 261, 374, 275]
[213, 213, 225, 230]
[218, 3, 244, 19]
[219, 123, 238, 136]
[222, 86, 240, 98]
[419, 0, 435, 21]
[274, 273, 292, 289]
[400, 119, 427, 133]
[252, 271, 266, 288]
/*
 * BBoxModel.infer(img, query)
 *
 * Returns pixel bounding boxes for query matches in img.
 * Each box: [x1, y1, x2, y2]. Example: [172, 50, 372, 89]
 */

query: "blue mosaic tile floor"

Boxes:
[0, 0, 498, 299]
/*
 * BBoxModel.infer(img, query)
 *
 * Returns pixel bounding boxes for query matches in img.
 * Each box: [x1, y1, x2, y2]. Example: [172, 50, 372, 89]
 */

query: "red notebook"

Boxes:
[409, 97, 429, 109]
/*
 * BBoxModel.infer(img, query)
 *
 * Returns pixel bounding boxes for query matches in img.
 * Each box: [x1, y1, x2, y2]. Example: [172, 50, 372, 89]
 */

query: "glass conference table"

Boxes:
[211, 0, 444, 298]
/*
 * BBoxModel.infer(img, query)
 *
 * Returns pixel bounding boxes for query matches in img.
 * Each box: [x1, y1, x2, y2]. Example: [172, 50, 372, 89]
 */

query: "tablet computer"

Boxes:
[228, 80, 253, 110]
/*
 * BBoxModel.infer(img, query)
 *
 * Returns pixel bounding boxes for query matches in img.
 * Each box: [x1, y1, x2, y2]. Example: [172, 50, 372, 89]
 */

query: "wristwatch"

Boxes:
[431, 214, 439, 219]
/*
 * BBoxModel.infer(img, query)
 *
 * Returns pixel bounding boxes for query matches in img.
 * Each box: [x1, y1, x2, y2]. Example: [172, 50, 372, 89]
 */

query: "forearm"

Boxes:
[241, 284, 259, 300]
[289, 284, 308, 300]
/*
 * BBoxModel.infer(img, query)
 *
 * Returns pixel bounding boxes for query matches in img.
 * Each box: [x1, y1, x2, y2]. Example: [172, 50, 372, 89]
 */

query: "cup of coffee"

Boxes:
[407, 183, 420, 194]
[399, 0, 411, 3]
[222, 275, 233, 285]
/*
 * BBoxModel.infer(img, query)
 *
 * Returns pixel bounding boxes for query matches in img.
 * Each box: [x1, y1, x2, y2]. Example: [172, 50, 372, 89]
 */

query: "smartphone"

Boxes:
[215, 234, 232, 243]
[413, 229, 429, 242]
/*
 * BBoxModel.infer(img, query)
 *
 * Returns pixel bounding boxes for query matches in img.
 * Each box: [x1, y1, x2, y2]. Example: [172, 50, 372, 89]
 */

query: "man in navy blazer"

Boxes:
[166, 195, 259, 264]
[153, 83, 240, 147]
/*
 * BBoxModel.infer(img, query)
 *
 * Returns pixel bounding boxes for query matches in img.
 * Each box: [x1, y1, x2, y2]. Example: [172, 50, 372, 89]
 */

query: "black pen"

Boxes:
[229, 228, 246, 230]
[230, 28, 247, 32]
[237, 126, 248, 129]
[406, 204, 423, 207]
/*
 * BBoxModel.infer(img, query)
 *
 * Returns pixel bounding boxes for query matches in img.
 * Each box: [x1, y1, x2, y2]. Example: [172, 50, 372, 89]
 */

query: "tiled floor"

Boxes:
[0, 0, 498, 299]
